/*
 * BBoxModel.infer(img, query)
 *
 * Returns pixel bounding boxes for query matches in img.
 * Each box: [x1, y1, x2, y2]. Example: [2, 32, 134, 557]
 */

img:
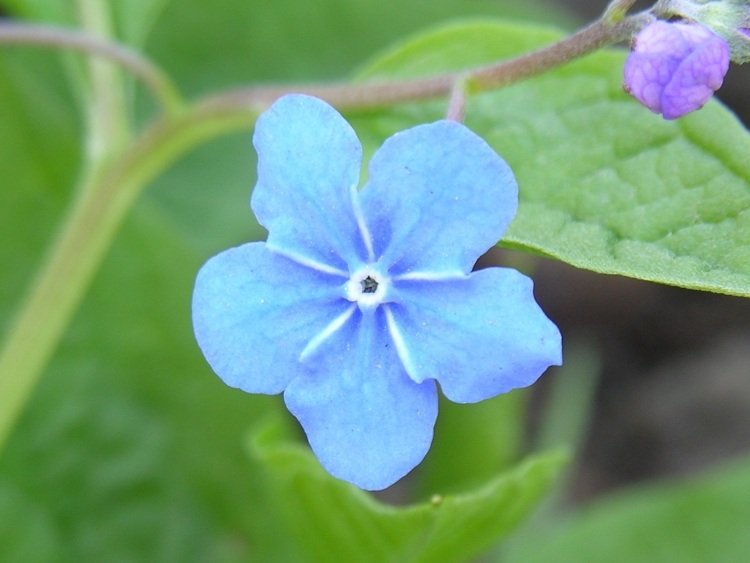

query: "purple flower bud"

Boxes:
[624, 21, 730, 119]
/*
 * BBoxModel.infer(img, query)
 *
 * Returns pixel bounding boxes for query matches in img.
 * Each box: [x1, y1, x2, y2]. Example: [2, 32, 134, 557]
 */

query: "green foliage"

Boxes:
[0, 50, 79, 332]
[358, 21, 750, 297]
[0, 204, 279, 561]
[251, 419, 566, 563]
[504, 456, 750, 562]
[144, 0, 569, 90]
[0, 479, 66, 563]
[3, 0, 748, 559]
[3, 0, 168, 46]
[415, 393, 526, 497]
[111, 0, 172, 46]
[2, 0, 72, 24]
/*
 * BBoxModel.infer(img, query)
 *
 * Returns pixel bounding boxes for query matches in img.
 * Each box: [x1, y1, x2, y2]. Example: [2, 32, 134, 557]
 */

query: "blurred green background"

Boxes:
[1, 0, 749, 561]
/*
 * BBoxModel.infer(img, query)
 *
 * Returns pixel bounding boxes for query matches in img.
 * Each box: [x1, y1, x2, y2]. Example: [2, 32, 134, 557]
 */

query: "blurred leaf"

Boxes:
[0, 478, 67, 563]
[0, 50, 80, 333]
[143, 0, 569, 93]
[504, 455, 750, 563]
[357, 21, 750, 297]
[415, 393, 526, 497]
[0, 203, 285, 561]
[2, 0, 72, 23]
[250, 420, 567, 563]
[0, 36, 277, 563]
[111, 0, 172, 46]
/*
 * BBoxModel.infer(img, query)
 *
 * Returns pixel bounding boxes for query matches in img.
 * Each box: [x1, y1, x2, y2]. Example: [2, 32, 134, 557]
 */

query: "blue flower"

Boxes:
[192, 94, 562, 490]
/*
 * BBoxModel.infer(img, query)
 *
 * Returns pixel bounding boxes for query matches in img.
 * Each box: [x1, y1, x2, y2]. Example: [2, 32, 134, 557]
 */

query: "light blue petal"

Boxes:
[359, 120, 517, 276]
[192, 242, 349, 394]
[284, 308, 438, 490]
[388, 268, 562, 403]
[251, 94, 367, 271]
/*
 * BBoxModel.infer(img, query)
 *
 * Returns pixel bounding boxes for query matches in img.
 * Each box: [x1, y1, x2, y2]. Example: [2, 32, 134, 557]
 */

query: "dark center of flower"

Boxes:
[361, 275, 379, 294]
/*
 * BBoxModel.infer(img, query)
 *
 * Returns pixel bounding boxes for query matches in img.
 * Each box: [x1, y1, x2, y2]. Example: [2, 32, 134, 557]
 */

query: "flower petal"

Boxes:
[284, 308, 438, 490]
[388, 268, 562, 403]
[358, 120, 517, 276]
[192, 242, 348, 394]
[251, 94, 367, 271]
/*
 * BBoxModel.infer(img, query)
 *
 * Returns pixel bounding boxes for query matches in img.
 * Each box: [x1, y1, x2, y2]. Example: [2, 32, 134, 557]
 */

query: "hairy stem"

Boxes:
[445, 76, 469, 122]
[0, 23, 183, 114]
[200, 12, 651, 112]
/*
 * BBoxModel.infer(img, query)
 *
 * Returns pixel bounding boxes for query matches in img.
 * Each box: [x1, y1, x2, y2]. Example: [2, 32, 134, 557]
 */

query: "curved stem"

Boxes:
[0, 23, 183, 114]
[469, 12, 650, 91]
[200, 12, 651, 113]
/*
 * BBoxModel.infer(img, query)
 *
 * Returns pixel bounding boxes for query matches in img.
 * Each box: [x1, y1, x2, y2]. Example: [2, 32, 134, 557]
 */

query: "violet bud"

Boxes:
[653, 0, 750, 63]
[624, 20, 730, 119]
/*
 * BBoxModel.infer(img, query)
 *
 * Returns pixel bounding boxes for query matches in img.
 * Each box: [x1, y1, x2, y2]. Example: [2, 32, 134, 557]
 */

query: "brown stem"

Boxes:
[200, 12, 652, 113]
[445, 76, 468, 122]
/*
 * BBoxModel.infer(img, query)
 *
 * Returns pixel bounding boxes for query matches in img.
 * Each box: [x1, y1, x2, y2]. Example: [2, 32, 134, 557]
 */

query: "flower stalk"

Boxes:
[198, 11, 652, 112]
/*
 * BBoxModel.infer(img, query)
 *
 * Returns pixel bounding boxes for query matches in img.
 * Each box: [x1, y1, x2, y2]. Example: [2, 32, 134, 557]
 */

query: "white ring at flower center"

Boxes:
[345, 266, 389, 309]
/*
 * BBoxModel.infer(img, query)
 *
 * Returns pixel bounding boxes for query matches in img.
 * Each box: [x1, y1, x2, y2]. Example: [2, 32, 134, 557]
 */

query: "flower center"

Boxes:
[345, 267, 388, 309]
[361, 276, 379, 294]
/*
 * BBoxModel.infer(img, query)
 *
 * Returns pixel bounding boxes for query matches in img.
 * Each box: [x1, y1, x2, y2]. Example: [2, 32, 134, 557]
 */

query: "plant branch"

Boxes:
[199, 12, 652, 113]
[445, 76, 468, 122]
[76, 0, 131, 161]
[0, 22, 183, 114]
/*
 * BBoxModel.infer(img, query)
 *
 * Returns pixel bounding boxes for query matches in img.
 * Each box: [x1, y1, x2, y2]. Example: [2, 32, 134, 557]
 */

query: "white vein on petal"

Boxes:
[350, 185, 375, 262]
[393, 270, 467, 282]
[266, 245, 348, 277]
[384, 306, 421, 383]
[300, 304, 357, 361]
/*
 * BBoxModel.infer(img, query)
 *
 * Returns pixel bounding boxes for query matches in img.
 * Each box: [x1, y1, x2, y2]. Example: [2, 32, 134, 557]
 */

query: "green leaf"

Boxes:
[414, 393, 526, 497]
[504, 455, 750, 563]
[111, 0, 173, 46]
[250, 420, 567, 563]
[357, 21, 750, 297]
[143, 0, 569, 93]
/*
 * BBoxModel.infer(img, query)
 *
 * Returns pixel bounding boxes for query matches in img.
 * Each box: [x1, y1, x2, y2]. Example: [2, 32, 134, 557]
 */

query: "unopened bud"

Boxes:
[624, 20, 730, 119]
